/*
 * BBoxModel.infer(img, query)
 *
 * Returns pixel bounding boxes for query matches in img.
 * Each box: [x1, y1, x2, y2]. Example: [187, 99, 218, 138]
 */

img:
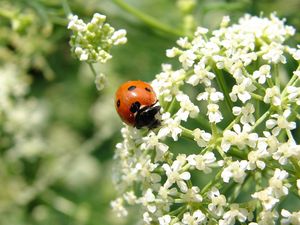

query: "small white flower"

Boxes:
[179, 49, 197, 69]
[152, 64, 185, 102]
[68, 13, 127, 63]
[192, 128, 211, 147]
[158, 215, 172, 225]
[180, 186, 203, 203]
[219, 204, 249, 225]
[253, 64, 271, 84]
[287, 86, 300, 105]
[111, 198, 128, 217]
[187, 152, 216, 173]
[221, 160, 248, 183]
[141, 131, 169, 162]
[247, 150, 267, 170]
[264, 86, 282, 106]
[162, 159, 191, 192]
[268, 169, 289, 198]
[186, 60, 215, 86]
[251, 188, 279, 211]
[272, 142, 300, 165]
[262, 42, 286, 64]
[232, 103, 255, 125]
[221, 123, 258, 152]
[197, 87, 224, 103]
[94, 73, 106, 91]
[266, 109, 296, 136]
[182, 210, 206, 225]
[207, 103, 223, 123]
[230, 77, 256, 103]
[281, 209, 300, 225]
[158, 113, 182, 141]
[208, 187, 227, 216]
[176, 93, 200, 121]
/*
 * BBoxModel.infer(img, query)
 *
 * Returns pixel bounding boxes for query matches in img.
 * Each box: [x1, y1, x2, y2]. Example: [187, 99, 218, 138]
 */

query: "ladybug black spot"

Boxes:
[145, 87, 151, 92]
[130, 101, 141, 113]
[117, 99, 120, 108]
[128, 85, 136, 91]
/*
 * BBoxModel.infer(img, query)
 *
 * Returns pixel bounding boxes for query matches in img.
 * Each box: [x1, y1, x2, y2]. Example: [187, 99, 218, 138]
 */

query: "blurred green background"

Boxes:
[0, 0, 299, 224]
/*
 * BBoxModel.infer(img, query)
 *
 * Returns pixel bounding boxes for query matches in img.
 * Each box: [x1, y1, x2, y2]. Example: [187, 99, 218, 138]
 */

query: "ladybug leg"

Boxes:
[135, 105, 161, 129]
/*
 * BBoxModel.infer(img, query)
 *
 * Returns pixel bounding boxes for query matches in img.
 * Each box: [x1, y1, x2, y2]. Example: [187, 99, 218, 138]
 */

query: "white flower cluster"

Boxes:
[112, 14, 300, 225]
[68, 13, 127, 63]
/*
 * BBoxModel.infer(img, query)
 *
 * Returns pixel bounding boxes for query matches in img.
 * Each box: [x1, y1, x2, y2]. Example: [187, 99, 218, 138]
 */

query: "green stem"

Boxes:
[62, 0, 72, 17]
[88, 63, 97, 77]
[213, 67, 234, 117]
[112, 0, 187, 38]
[251, 93, 264, 101]
[251, 109, 271, 131]
[281, 65, 300, 97]
[180, 125, 194, 140]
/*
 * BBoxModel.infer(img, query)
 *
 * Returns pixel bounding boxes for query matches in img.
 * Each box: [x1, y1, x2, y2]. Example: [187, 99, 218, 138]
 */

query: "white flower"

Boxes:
[138, 188, 157, 213]
[219, 204, 249, 225]
[192, 128, 211, 147]
[281, 209, 300, 225]
[208, 187, 227, 216]
[256, 210, 278, 225]
[186, 60, 215, 86]
[94, 73, 106, 91]
[268, 169, 289, 198]
[176, 93, 200, 121]
[287, 86, 300, 105]
[253, 65, 271, 84]
[272, 142, 300, 165]
[197, 87, 224, 103]
[143, 212, 153, 224]
[247, 150, 267, 170]
[182, 210, 206, 225]
[158, 113, 182, 141]
[221, 123, 258, 152]
[152, 64, 185, 102]
[266, 109, 296, 136]
[141, 131, 169, 162]
[232, 103, 255, 125]
[111, 198, 128, 217]
[158, 215, 172, 225]
[162, 159, 191, 192]
[179, 186, 203, 203]
[68, 13, 127, 63]
[179, 49, 197, 69]
[221, 160, 248, 183]
[187, 152, 216, 173]
[207, 103, 223, 123]
[262, 42, 286, 64]
[264, 86, 281, 106]
[230, 77, 256, 103]
[251, 188, 279, 211]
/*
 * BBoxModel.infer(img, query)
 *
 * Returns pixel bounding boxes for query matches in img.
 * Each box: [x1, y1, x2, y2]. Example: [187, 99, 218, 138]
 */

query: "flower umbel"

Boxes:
[112, 13, 300, 225]
[68, 13, 127, 63]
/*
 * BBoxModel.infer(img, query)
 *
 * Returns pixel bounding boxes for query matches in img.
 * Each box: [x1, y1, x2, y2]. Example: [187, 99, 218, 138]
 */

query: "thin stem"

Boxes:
[251, 109, 271, 131]
[282, 65, 300, 97]
[88, 63, 97, 77]
[213, 67, 234, 117]
[112, 0, 187, 38]
[180, 125, 194, 140]
[62, 0, 72, 17]
[251, 93, 264, 101]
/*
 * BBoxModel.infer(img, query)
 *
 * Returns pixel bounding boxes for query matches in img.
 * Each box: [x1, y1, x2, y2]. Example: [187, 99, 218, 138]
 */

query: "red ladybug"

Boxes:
[115, 80, 161, 129]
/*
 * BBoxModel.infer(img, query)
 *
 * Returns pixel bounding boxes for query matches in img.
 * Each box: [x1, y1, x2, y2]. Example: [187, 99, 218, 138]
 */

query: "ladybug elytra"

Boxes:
[115, 80, 161, 129]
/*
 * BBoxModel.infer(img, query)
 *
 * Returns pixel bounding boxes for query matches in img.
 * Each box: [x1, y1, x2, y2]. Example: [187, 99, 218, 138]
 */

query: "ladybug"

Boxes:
[115, 80, 161, 129]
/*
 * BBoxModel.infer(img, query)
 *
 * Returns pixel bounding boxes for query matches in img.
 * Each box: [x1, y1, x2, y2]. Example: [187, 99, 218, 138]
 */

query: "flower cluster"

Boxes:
[68, 13, 127, 63]
[112, 14, 300, 225]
